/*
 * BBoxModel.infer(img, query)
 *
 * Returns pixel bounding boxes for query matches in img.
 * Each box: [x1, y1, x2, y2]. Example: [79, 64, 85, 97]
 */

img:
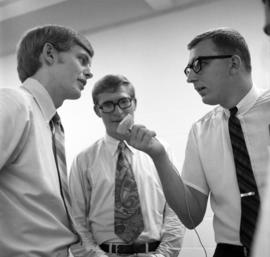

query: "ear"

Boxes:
[132, 98, 137, 111]
[41, 42, 57, 65]
[229, 55, 241, 75]
[94, 105, 102, 117]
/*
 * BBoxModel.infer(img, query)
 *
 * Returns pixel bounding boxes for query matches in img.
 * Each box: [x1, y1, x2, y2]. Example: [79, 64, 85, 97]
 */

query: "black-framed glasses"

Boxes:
[98, 97, 134, 113]
[184, 55, 233, 76]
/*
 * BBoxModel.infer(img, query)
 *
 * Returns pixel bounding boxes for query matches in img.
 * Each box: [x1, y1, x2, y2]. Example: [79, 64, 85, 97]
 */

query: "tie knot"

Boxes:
[50, 112, 64, 133]
[229, 106, 238, 116]
[52, 112, 61, 125]
[118, 141, 126, 152]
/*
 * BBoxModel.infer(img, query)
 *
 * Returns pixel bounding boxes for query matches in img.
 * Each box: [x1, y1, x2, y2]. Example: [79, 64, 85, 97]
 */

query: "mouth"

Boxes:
[111, 116, 126, 124]
[195, 86, 207, 95]
[78, 79, 86, 89]
[112, 119, 122, 124]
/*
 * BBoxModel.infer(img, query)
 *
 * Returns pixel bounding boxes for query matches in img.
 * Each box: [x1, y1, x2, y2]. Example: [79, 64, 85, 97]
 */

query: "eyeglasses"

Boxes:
[184, 55, 233, 76]
[98, 97, 134, 113]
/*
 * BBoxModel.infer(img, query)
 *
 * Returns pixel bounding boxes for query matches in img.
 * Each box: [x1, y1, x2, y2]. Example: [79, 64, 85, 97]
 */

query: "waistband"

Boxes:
[100, 241, 160, 254]
[215, 243, 249, 257]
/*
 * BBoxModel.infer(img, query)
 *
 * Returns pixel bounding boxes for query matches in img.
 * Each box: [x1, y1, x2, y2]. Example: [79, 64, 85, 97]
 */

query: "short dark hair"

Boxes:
[92, 74, 135, 105]
[187, 28, 252, 73]
[16, 24, 94, 82]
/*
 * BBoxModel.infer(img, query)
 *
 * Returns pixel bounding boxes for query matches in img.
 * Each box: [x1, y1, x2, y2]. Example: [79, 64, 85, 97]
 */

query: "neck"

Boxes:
[32, 72, 63, 109]
[222, 75, 253, 109]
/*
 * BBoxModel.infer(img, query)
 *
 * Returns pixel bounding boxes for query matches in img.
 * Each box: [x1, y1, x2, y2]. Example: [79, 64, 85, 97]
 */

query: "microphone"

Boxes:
[116, 114, 134, 137]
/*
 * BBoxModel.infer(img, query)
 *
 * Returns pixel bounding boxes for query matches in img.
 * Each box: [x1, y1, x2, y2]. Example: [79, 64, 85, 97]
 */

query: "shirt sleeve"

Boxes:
[69, 155, 107, 257]
[0, 88, 30, 170]
[154, 203, 185, 257]
[252, 165, 270, 257]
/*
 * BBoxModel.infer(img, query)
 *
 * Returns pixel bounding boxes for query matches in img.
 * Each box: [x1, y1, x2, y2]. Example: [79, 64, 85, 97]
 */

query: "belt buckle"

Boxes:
[115, 244, 128, 254]
[145, 243, 149, 253]
[115, 244, 121, 254]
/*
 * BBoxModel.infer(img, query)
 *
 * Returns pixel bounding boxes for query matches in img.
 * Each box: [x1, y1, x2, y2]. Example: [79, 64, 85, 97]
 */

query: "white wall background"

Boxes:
[1, 0, 270, 256]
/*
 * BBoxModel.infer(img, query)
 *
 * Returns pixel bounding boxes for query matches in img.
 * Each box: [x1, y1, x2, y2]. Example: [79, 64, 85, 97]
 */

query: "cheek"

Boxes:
[102, 116, 113, 128]
[67, 61, 81, 75]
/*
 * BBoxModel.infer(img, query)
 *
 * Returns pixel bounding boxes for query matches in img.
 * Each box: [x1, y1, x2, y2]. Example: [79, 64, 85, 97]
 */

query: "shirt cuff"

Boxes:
[152, 254, 165, 257]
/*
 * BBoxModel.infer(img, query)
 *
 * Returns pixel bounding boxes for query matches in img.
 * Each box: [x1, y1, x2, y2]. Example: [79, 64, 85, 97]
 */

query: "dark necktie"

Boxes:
[114, 141, 144, 243]
[228, 106, 260, 251]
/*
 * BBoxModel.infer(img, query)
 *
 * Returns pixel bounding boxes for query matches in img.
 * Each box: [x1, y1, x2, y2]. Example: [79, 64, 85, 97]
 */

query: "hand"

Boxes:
[126, 124, 166, 159]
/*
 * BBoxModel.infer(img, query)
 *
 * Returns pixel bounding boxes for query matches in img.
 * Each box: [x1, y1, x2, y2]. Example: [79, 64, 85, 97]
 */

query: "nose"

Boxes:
[84, 66, 93, 80]
[113, 104, 124, 115]
[186, 69, 197, 83]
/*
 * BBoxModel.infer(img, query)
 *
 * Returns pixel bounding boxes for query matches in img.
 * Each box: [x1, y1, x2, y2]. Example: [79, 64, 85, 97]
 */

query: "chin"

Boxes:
[69, 90, 82, 100]
[202, 97, 217, 106]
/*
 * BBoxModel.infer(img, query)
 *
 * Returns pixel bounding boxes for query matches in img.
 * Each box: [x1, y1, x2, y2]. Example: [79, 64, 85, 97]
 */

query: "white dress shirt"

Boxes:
[69, 135, 185, 257]
[0, 78, 78, 257]
[182, 87, 270, 246]
[251, 145, 270, 257]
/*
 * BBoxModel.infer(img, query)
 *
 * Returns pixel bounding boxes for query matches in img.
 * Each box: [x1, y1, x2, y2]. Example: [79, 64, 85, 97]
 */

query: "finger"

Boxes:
[135, 127, 156, 142]
[130, 129, 153, 149]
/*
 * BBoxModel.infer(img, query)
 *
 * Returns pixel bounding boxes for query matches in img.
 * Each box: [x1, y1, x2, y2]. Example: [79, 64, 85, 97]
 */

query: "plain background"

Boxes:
[0, 0, 270, 256]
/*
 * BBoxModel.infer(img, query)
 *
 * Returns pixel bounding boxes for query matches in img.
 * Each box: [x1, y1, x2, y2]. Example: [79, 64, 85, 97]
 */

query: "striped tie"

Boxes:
[51, 113, 71, 207]
[228, 107, 260, 251]
[51, 113, 89, 256]
[114, 141, 144, 243]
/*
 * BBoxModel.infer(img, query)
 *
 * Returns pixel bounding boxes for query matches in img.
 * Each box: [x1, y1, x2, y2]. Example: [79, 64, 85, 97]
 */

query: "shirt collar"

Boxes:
[21, 78, 56, 123]
[224, 86, 259, 117]
[104, 134, 134, 156]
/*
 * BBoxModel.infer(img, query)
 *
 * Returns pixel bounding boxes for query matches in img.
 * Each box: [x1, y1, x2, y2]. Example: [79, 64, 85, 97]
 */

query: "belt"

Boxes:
[214, 243, 249, 257]
[100, 241, 160, 254]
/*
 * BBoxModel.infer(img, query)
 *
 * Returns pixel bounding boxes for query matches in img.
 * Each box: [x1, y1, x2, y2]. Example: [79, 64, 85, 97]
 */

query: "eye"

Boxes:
[78, 55, 89, 66]
[200, 60, 208, 65]
[192, 59, 201, 72]
[102, 101, 113, 108]
[119, 98, 129, 105]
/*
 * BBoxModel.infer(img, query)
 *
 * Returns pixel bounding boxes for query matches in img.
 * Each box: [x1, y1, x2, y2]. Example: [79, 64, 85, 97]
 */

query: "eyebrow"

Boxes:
[189, 56, 205, 64]
[187, 56, 199, 65]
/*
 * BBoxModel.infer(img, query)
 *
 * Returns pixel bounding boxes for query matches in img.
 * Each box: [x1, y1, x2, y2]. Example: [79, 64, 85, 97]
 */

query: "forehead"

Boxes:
[97, 86, 132, 104]
[188, 39, 218, 61]
[70, 45, 92, 62]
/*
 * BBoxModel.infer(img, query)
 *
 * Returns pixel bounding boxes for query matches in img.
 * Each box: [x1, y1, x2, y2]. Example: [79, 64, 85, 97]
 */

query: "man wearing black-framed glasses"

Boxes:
[122, 28, 270, 257]
[68, 74, 185, 257]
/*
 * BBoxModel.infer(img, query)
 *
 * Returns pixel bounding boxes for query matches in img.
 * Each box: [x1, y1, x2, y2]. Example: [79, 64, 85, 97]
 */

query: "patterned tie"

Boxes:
[228, 107, 260, 251]
[114, 141, 144, 244]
